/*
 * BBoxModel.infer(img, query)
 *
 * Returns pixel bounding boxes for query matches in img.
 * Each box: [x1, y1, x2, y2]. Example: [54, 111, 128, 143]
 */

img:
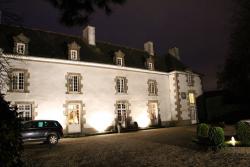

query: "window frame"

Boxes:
[16, 42, 25, 55]
[116, 57, 124, 66]
[16, 103, 32, 121]
[148, 80, 158, 96]
[70, 50, 78, 60]
[148, 62, 153, 70]
[12, 71, 25, 92]
[116, 77, 127, 94]
[188, 92, 196, 105]
[67, 74, 80, 93]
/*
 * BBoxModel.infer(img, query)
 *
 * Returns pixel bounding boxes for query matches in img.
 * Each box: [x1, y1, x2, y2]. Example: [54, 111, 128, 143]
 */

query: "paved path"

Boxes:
[22, 126, 250, 167]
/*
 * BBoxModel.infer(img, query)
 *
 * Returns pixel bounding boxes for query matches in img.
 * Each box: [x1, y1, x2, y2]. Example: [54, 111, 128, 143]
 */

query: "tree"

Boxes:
[45, 0, 126, 26]
[217, 0, 250, 104]
[0, 94, 23, 167]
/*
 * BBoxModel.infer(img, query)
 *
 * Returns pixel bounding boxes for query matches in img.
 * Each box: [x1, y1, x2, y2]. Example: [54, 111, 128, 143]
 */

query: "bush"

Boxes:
[0, 95, 23, 167]
[197, 123, 209, 138]
[208, 127, 225, 149]
[236, 121, 250, 146]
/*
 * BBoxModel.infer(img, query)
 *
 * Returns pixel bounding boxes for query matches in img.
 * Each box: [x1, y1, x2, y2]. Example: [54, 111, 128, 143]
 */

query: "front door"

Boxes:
[67, 103, 81, 133]
[190, 106, 197, 124]
[148, 102, 158, 126]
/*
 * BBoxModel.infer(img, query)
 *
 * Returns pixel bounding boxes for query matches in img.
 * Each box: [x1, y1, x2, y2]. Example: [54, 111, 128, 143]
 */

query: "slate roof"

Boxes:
[0, 24, 187, 72]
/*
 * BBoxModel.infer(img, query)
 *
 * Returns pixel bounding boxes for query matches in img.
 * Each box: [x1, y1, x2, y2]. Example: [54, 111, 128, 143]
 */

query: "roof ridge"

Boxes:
[97, 40, 150, 54]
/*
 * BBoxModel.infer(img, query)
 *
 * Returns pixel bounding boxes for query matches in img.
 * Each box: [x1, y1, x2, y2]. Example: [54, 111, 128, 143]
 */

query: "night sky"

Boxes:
[1, 0, 233, 91]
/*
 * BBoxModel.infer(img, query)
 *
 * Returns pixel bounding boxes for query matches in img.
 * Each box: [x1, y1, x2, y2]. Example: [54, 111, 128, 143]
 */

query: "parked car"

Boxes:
[21, 120, 63, 145]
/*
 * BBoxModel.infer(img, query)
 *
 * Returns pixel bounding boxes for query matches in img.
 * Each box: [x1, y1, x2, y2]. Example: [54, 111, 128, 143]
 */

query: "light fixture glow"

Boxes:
[88, 112, 114, 132]
[229, 136, 236, 146]
[137, 113, 150, 128]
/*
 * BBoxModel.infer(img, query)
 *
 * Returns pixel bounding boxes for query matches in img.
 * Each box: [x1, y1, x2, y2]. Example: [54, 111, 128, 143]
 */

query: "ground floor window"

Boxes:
[17, 104, 32, 121]
[117, 102, 127, 122]
[68, 103, 80, 124]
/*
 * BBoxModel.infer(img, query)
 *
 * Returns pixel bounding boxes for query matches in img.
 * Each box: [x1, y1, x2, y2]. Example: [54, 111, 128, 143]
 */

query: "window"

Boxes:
[17, 104, 32, 121]
[68, 104, 80, 124]
[116, 102, 127, 122]
[12, 71, 25, 91]
[70, 50, 78, 60]
[148, 80, 157, 96]
[68, 74, 80, 93]
[189, 93, 195, 105]
[116, 77, 127, 93]
[187, 74, 194, 86]
[148, 62, 153, 70]
[116, 57, 124, 66]
[16, 43, 25, 55]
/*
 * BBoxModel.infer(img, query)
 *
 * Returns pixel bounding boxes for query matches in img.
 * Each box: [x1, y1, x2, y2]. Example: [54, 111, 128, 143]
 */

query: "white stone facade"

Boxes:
[3, 54, 202, 134]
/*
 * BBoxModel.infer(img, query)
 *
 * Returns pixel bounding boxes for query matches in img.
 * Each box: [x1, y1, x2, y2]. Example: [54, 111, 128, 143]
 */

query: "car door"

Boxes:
[21, 121, 41, 140]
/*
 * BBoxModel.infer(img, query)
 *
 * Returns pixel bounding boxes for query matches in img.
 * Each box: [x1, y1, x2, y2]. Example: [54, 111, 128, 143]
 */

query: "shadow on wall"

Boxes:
[196, 90, 250, 124]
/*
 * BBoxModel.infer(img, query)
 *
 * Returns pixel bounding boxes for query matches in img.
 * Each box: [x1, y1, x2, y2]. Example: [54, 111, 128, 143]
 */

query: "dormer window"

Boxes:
[70, 50, 78, 60]
[116, 57, 124, 66]
[13, 33, 30, 55]
[68, 41, 81, 61]
[146, 57, 154, 70]
[114, 50, 125, 66]
[187, 73, 194, 86]
[148, 62, 153, 70]
[16, 43, 25, 55]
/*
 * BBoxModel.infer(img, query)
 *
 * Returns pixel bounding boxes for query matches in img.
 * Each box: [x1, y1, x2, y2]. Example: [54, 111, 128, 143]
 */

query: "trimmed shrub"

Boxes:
[236, 121, 250, 146]
[197, 123, 209, 138]
[0, 95, 23, 167]
[208, 127, 225, 149]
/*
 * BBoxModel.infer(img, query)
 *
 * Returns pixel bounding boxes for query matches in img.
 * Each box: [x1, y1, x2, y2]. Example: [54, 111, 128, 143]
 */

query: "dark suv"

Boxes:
[21, 120, 63, 145]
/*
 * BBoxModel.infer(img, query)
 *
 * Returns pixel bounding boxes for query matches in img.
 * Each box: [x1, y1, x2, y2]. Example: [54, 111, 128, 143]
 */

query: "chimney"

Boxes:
[144, 41, 154, 56]
[83, 25, 96, 46]
[168, 47, 180, 60]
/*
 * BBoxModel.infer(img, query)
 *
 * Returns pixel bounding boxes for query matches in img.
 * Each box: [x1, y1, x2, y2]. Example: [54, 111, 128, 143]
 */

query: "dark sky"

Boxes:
[1, 0, 233, 91]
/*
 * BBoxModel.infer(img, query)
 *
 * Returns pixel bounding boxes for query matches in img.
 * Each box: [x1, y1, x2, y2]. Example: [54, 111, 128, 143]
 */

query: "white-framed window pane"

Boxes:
[68, 75, 79, 92]
[12, 72, 25, 91]
[16, 43, 25, 54]
[117, 103, 127, 122]
[117, 57, 123, 66]
[17, 104, 32, 121]
[148, 63, 153, 70]
[70, 50, 78, 60]
[116, 78, 125, 93]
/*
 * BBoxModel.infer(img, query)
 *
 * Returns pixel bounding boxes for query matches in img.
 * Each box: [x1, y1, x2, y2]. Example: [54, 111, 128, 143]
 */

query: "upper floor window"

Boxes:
[13, 33, 30, 55]
[188, 92, 195, 105]
[70, 50, 78, 60]
[16, 43, 25, 55]
[114, 50, 125, 66]
[12, 71, 24, 91]
[9, 69, 30, 93]
[187, 73, 194, 86]
[148, 62, 153, 70]
[148, 80, 158, 96]
[68, 41, 80, 61]
[116, 57, 124, 66]
[115, 77, 128, 93]
[66, 73, 82, 94]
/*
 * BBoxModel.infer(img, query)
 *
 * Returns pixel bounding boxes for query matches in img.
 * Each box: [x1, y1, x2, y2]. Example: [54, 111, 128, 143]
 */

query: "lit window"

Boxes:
[148, 62, 153, 70]
[116, 77, 127, 93]
[12, 71, 25, 91]
[189, 93, 195, 105]
[17, 104, 32, 121]
[117, 102, 127, 122]
[16, 43, 25, 55]
[68, 74, 80, 93]
[70, 50, 78, 60]
[148, 80, 157, 96]
[68, 104, 80, 124]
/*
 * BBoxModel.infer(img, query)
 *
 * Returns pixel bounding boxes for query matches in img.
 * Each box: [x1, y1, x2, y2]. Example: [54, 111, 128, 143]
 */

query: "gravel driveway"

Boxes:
[22, 126, 250, 167]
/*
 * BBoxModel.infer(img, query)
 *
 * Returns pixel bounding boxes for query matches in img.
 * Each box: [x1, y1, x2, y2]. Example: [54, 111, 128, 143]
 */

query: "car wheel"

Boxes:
[48, 134, 58, 145]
